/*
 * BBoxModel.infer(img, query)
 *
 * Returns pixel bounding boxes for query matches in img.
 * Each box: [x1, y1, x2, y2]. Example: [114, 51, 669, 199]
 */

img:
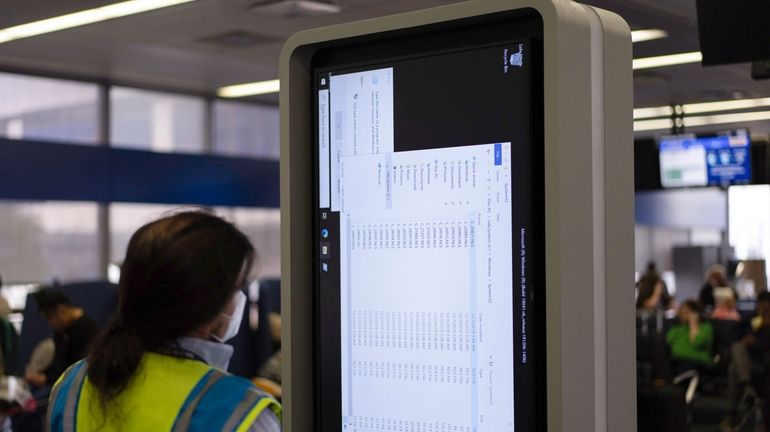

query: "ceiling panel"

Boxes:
[0, 0, 766, 116]
[0, 0, 459, 96]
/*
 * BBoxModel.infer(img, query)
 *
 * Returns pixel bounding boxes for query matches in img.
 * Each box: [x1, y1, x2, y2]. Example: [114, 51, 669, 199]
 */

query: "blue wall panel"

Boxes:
[0, 139, 110, 202]
[0, 138, 279, 207]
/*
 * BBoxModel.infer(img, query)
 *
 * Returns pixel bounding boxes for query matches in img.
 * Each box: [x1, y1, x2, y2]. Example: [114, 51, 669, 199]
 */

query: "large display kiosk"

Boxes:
[280, 1, 634, 431]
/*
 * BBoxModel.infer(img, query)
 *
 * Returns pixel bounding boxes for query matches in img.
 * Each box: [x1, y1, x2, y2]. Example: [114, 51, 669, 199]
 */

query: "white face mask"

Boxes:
[211, 290, 247, 343]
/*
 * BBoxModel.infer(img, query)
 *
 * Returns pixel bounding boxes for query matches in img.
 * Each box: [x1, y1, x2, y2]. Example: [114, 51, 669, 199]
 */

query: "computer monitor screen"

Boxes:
[312, 14, 544, 431]
[659, 130, 751, 188]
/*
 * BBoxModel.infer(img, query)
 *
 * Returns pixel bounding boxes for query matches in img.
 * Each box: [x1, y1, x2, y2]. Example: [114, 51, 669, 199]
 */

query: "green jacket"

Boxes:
[666, 321, 713, 365]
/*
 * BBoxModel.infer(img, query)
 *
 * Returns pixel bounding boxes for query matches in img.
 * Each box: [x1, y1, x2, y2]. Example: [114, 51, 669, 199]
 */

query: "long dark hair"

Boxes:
[87, 210, 255, 405]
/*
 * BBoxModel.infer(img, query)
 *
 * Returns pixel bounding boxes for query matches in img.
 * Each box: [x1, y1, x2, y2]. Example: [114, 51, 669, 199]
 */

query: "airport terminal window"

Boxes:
[111, 205, 281, 278]
[0, 201, 99, 283]
[110, 87, 205, 153]
[215, 207, 281, 278]
[109, 203, 183, 263]
[0, 73, 99, 145]
[213, 101, 279, 159]
[729, 185, 770, 278]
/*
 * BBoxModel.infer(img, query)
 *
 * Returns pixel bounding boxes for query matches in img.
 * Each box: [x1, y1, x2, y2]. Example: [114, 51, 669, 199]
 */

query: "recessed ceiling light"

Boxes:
[633, 118, 674, 132]
[683, 97, 770, 115]
[633, 109, 770, 131]
[218, 79, 280, 98]
[633, 51, 703, 70]
[635, 96, 770, 120]
[683, 110, 770, 128]
[0, 0, 198, 45]
[633, 106, 674, 120]
[631, 29, 668, 43]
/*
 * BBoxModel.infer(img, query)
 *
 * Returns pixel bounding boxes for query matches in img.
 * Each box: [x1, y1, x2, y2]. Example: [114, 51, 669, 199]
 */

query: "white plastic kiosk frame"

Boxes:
[280, 1, 633, 431]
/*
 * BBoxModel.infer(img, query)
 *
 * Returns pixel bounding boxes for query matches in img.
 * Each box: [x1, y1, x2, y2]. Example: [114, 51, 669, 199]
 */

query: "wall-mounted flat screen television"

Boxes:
[659, 129, 751, 188]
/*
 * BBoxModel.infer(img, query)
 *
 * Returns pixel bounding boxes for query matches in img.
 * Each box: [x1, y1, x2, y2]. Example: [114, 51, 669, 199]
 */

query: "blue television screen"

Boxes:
[659, 130, 751, 188]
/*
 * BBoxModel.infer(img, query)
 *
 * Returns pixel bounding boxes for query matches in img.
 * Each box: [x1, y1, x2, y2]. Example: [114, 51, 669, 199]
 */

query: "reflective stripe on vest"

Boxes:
[171, 369, 225, 431]
[48, 356, 281, 432]
[172, 372, 281, 432]
[48, 360, 87, 432]
[222, 388, 262, 431]
[234, 396, 281, 432]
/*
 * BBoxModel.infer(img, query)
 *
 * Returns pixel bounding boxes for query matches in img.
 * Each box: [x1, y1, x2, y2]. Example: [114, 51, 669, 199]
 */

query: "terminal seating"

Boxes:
[637, 308, 752, 431]
[712, 319, 744, 356]
[636, 310, 675, 386]
[18, 281, 118, 373]
[636, 310, 687, 431]
[638, 386, 689, 432]
[710, 319, 744, 381]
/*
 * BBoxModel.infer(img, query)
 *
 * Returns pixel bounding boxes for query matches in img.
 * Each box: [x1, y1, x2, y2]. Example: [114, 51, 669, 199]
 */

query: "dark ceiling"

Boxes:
[0, 0, 767, 135]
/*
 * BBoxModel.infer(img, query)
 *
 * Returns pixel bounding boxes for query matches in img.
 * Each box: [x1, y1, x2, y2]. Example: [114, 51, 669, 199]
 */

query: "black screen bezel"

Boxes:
[309, 10, 546, 432]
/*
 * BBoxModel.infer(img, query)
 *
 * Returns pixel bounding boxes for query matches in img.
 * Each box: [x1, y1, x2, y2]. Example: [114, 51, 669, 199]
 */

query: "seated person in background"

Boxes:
[25, 289, 99, 387]
[666, 300, 713, 374]
[25, 338, 54, 380]
[712, 287, 741, 322]
[636, 274, 673, 311]
[0, 317, 20, 376]
[751, 292, 770, 331]
[699, 264, 737, 310]
[722, 292, 770, 428]
[0, 273, 11, 320]
[8, 338, 56, 431]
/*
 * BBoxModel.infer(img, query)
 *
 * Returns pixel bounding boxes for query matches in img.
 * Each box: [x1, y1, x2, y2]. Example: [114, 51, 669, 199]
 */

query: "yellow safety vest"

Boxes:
[48, 352, 281, 431]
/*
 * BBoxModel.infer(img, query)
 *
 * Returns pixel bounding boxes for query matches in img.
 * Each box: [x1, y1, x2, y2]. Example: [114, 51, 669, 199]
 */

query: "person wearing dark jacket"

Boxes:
[636, 274, 673, 311]
[26, 289, 99, 386]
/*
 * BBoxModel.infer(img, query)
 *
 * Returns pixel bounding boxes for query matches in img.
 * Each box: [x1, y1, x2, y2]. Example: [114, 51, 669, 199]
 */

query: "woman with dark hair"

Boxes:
[47, 211, 280, 431]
